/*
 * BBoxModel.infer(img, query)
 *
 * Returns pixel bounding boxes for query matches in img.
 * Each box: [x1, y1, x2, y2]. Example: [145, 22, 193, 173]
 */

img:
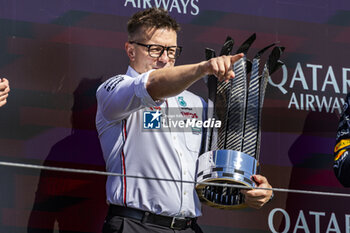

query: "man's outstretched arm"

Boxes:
[146, 54, 244, 100]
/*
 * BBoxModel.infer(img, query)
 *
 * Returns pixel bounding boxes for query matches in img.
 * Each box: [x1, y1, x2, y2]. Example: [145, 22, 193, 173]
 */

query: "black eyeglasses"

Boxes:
[129, 41, 182, 59]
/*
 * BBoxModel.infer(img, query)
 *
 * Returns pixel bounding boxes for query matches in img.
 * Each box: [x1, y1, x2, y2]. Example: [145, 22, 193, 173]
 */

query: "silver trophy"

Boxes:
[196, 34, 284, 209]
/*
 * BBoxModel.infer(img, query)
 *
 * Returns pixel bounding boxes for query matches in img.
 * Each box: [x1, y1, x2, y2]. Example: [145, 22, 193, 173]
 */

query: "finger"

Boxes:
[215, 57, 226, 80]
[1, 78, 9, 85]
[245, 195, 267, 203]
[0, 80, 9, 92]
[223, 56, 233, 80]
[242, 184, 272, 198]
[0, 99, 7, 107]
[209, 59, 220, 79]
[226, 70, 235, 80]
[240, 188, 251, 195]
[0, 86, 10, 95]
[230, 53, 244, 64]
[244, 188, 273, 206]
[245, 197, 269, 207]
[0, 94, 9, 101]
[0, 82, 6, 91]
[244, 192, 266, 200]
[243, 189, 267, 198]
[244, 193, 270, 208]
[245, 199, 264, 209]
[252, 174, 268, 185]
[0, 87, 9, 96]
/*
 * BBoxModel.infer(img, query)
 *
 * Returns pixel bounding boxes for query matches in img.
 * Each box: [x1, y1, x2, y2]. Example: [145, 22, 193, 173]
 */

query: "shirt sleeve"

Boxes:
[96, 70, 163, 122]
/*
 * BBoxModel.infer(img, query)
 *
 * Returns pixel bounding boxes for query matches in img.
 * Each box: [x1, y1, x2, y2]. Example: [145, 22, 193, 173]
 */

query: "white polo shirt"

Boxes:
[96, 66, 206, 217]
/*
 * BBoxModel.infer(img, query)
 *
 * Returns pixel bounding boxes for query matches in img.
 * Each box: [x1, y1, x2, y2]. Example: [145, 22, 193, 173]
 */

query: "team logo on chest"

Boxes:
[177, 96, 187, 107]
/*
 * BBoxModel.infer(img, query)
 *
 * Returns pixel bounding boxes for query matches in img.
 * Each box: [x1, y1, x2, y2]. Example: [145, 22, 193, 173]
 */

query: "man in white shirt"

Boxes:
[96, 7, 273, 233]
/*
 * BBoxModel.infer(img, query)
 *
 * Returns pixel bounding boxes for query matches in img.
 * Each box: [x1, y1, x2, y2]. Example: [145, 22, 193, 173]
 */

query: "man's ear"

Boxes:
[125, 42, 135, 61]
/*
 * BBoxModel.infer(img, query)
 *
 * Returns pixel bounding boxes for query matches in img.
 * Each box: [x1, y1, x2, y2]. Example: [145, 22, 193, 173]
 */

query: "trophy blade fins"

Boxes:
[204, 48, 217, 151]
[246, 59, 252, 74]
[254, 42, 276, 59]
[252, 46, 285, 160]
[219, 36, 234, 56]
[242, 57, 261, 158]
[254, 64, 272, 161]
[267, 46, 285, 74]
[236, 33, 256, 55]
[215, 79, 231, 149]
[224, 57, 247, 151]
[270, 60, 284, 75]
[211, 36, 235, 150]
[243, 45, 285, 158]
[205, 48, 216, 60]
[205, 48, 217, 102]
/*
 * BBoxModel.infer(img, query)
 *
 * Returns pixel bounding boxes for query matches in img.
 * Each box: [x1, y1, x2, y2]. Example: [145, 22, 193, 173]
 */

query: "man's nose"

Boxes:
[158, 49, 170, 63]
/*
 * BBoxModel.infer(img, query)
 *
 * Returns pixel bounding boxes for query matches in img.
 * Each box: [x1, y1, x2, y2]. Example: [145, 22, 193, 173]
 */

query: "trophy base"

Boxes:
[196, 150, 257, 209]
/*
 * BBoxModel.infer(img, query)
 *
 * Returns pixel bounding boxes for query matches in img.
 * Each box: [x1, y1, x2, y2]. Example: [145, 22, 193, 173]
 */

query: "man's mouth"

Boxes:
[153, 64, 168, 69]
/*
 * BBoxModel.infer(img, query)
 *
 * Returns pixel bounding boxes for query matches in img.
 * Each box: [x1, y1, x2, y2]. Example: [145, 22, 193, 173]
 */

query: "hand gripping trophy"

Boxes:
[196, 34, 285, 209]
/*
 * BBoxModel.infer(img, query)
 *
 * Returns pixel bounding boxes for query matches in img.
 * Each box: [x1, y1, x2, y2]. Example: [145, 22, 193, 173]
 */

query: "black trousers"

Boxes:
[102, 214, 204, 233]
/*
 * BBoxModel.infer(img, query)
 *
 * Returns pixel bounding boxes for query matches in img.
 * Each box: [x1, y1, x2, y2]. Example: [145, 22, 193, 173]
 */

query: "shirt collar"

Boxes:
[126, 66, 140, 78]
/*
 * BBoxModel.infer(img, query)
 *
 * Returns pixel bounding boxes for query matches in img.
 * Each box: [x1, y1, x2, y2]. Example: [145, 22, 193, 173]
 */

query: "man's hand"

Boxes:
[201, 53, 244, 82]
[0, 78, 10, 107]
[240, 174, 273, 209]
